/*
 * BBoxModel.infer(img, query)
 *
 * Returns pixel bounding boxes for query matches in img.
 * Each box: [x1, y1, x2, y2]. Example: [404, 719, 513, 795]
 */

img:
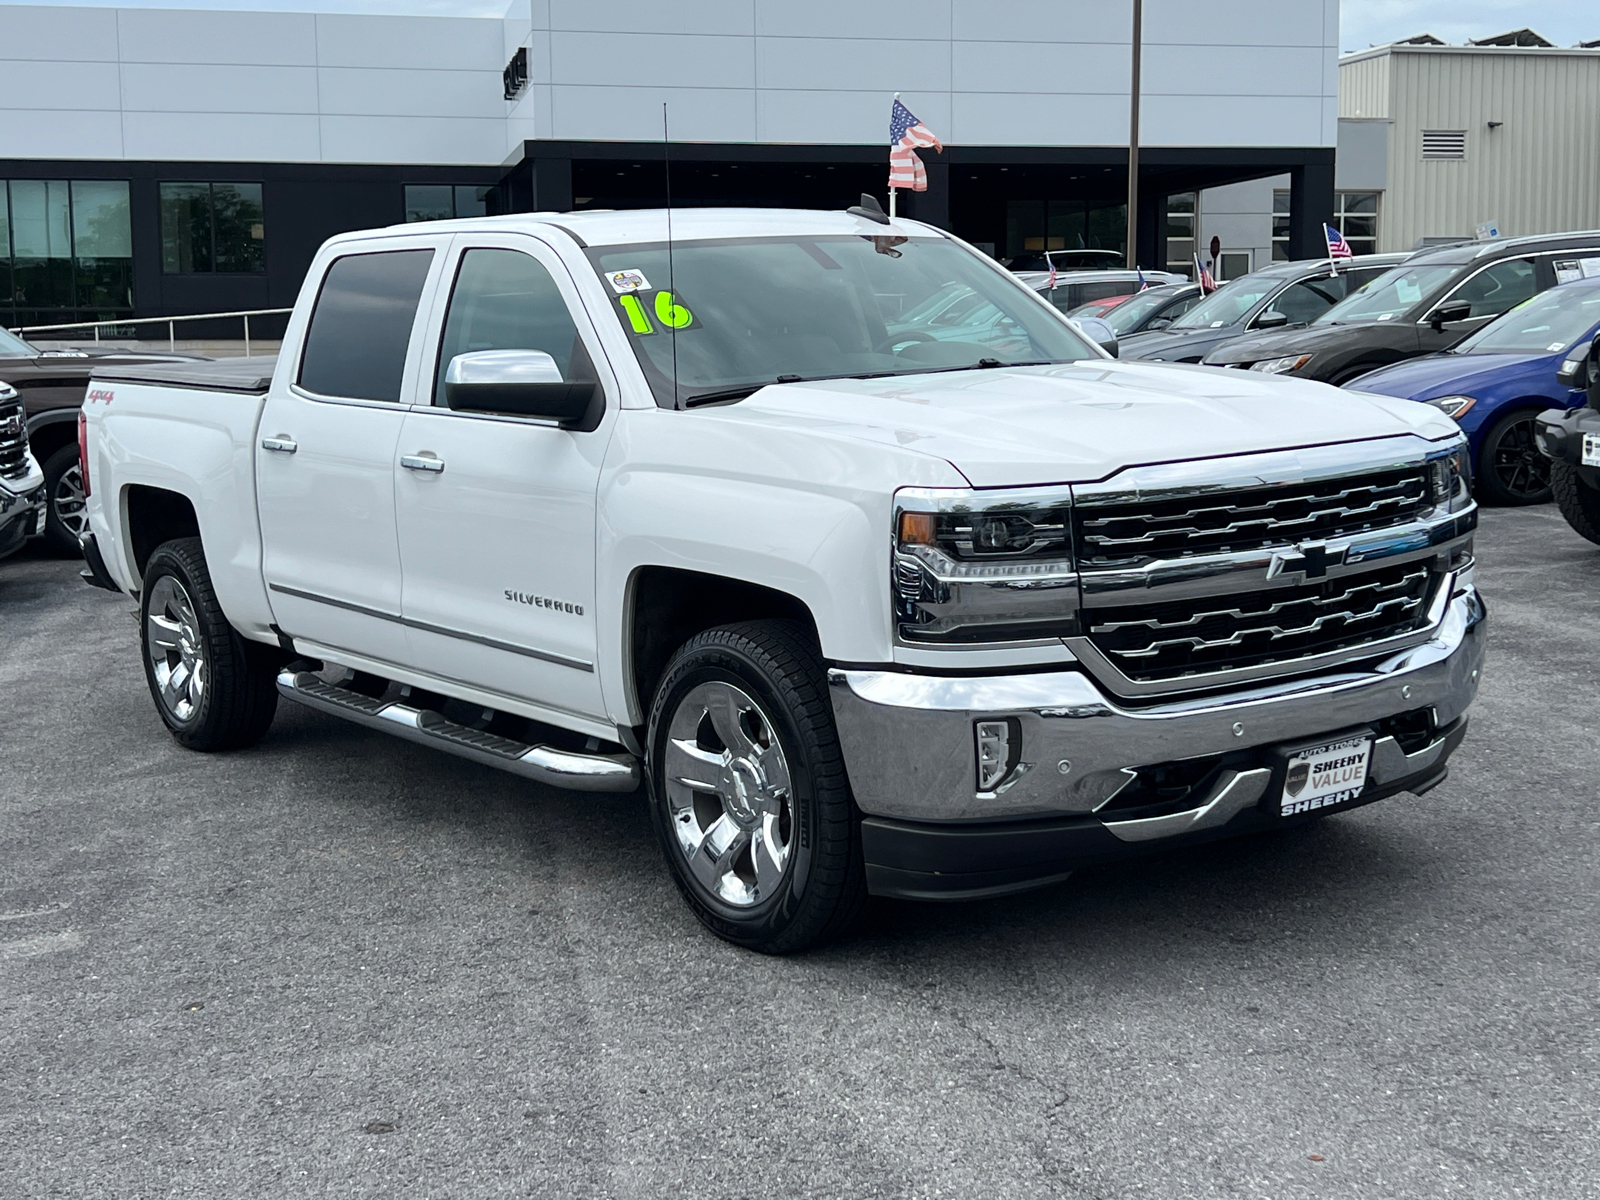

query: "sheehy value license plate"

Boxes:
[1280, 734, 1373, 816]
[1583, 433, 1600, 468]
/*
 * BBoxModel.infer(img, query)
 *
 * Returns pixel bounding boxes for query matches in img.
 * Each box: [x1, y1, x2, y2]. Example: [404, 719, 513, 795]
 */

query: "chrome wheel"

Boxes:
[53, 463, 88, 540]
[663, 680, 794, 908]
[145, 576, 207, 724]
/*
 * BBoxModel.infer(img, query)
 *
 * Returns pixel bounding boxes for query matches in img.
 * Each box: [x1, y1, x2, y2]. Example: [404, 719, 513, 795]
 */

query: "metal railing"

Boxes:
[11, 308, 292, 356]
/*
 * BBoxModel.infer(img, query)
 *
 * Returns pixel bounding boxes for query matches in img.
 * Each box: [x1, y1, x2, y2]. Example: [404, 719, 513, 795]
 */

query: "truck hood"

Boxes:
[1343, 351, 1549, 401]
[727, 361, 1457, 487]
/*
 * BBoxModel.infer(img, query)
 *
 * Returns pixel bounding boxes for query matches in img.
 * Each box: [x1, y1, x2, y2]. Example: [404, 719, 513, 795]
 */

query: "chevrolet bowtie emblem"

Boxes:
[1267, 540, 1341, 580]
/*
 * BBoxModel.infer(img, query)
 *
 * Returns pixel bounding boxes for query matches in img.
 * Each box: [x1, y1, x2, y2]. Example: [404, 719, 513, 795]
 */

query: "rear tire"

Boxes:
[1551, 461, 1600, 546]
[645, 619, 866, 954]
[140, 537, 280, 750]
[1476, 409, 1551, 505]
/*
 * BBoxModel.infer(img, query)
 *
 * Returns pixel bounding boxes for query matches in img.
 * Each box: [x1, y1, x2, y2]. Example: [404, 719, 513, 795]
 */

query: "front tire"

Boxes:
[41, 444, 89, 555]
[1477, 409, 1551, 505]
[140, 538, 279, 751]
[646, 620, 865, 954]
[1551, 461, 1600, 546]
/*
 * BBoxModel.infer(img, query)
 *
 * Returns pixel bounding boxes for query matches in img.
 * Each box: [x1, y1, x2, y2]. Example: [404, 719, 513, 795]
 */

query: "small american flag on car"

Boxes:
[889, 98, 942, 192]
[1325, 223, 1353, 271]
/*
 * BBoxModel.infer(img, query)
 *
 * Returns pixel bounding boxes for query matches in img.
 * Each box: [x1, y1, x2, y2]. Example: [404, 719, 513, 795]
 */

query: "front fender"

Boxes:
[595, 407, 965, 727]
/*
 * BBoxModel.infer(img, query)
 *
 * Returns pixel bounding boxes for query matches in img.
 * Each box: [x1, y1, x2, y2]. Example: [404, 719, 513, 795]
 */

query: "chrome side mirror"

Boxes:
[444, 349, 596, 425]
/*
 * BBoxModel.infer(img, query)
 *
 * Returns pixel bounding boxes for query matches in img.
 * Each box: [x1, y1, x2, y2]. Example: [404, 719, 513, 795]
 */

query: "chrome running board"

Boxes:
[276, 668, 639, 793]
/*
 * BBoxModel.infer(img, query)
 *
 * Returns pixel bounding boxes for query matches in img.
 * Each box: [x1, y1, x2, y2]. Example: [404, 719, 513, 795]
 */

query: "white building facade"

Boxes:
[0, 0, 1340, 327]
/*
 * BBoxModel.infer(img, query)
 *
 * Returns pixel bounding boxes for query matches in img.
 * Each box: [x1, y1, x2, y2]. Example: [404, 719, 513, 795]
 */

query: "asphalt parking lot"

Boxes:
[2, 506, 1597, 1200]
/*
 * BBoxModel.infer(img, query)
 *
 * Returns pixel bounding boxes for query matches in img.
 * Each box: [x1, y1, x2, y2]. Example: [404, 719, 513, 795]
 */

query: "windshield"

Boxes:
[1095, 288, 1178, 335]
[1314, 262, 1465, 324]
[1169, 276, 1278, 329]
[589, 235, 1098, 406]
[0, 326, 37, 357]
[1452, 285, 1600, 355]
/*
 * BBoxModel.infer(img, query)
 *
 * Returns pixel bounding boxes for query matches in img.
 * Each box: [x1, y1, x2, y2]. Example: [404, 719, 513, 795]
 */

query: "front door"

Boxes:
[393, 238, 614, 720]
[258, 243, 441, 665]
[1418, 256, 1539, 352]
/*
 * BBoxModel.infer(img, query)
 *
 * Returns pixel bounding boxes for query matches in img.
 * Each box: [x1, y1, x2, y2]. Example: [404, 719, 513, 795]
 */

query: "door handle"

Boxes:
[261, 436, 297, 453]
[401, 453, 445, 474]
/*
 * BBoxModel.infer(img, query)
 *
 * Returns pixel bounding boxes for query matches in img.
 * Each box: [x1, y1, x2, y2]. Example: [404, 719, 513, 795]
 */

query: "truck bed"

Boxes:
[92, 355, 278, 394]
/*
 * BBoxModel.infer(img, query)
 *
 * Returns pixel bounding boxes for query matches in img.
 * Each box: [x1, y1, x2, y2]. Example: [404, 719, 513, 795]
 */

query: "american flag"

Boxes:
[1325, 222, 1353, 271]
[1193, 252, 1216, 293]
[888, 98, 942, 191]
[1047, 260, 1058, 290]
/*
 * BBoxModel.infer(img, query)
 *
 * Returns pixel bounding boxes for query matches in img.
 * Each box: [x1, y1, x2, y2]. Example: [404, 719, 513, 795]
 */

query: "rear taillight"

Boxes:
[77, 409, 90, 498]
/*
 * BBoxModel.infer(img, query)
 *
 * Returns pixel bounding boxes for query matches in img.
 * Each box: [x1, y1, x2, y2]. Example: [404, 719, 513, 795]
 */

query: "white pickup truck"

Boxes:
[80, 205, 1485, 953]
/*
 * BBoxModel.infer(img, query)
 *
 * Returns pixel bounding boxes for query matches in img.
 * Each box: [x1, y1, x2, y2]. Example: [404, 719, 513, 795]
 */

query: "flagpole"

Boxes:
[1126, 0, 1142, 270]
[889, 92, 899, 221]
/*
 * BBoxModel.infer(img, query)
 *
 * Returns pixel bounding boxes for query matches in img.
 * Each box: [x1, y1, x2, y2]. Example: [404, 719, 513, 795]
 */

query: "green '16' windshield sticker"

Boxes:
[619, 290, 694, 335]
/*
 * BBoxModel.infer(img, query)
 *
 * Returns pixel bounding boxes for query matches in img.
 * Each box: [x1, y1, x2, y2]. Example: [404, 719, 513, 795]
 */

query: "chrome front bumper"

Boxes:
[829, 585, 1485, 826]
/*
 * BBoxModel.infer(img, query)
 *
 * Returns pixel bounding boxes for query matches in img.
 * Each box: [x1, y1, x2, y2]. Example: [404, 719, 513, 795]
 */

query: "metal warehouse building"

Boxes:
[0, 0, 1342, 332]
[1339, 32, 1600, 252]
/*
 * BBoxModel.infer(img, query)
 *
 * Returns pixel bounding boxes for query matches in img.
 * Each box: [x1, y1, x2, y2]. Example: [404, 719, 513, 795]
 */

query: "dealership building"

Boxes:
[0, 0, 1344, 332]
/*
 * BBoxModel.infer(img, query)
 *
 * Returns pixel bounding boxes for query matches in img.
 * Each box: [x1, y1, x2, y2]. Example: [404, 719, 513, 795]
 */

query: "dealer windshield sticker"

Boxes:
[1281, 734, 1373, 816]
[608, 269, 652, 294]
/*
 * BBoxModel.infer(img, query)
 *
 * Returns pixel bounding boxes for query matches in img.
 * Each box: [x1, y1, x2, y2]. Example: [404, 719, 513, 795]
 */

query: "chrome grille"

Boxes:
[1083, 561, 1435, 682]
[0, 395, 29, 482]
[1074, 465, 1431, 568]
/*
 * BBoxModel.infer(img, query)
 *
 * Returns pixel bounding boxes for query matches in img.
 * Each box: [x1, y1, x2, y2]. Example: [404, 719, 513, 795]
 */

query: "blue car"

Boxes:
[1345, 276, 1600, 504]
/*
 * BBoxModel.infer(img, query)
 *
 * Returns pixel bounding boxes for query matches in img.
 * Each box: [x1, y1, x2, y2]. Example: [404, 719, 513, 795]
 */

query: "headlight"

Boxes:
[1426, 395, 1476, 420]
[893, 487, 1078, 645]
[1248, 354, 1314, 374]
[1427, 441, 1473, 514]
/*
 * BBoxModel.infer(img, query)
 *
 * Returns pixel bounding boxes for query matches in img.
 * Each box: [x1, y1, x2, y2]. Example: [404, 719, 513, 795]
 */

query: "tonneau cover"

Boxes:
[92, 355, 278, 394]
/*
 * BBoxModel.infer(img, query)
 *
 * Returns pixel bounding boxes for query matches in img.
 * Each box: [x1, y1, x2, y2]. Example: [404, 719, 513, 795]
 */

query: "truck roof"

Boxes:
[357, 207, 947, 249]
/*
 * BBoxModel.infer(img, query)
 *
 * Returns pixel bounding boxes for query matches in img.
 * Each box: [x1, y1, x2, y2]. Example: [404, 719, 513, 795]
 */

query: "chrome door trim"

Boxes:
[400, 453, 445, 473]
[260, 437, 298, 453]
[268, 582, 594, 672]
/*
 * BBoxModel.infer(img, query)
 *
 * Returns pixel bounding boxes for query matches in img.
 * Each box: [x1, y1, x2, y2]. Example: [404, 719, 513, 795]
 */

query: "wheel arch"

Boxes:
[123, 483, 201, 579]
[25, 409, 79, 462]
[624, 565, 820, 739]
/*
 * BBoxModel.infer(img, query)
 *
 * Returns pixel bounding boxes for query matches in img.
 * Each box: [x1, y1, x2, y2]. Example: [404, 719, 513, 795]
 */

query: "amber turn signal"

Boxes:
[899, 511, 936, 545]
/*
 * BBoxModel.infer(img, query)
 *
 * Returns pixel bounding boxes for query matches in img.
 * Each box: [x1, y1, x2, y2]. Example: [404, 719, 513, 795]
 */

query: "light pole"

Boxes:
[1127, 0, 1142, 269]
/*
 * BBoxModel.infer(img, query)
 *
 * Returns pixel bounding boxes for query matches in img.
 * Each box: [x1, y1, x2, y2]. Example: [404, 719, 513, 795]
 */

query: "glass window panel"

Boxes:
[434, 248, 584, 403]
[1085, 204, 1126, 259]
[0, 183, 9, 259]
[405, 185, 454, 223]
[1168, 194, 1195, 214]
[1273, 189, 1291, 214]
[212, 183, 265, 273]
[1341, 214, 1377, 239]
[453, 185, 488, 218]
[10, 180, 71, 260]
[1452, 257, 1537, 319]
[1340, 192, 1378, 214]
[160, 183, 212, 273]
[299, 250, 434, 402]
[1006, 199, 1045, 260]
[71, 181, 131, 258]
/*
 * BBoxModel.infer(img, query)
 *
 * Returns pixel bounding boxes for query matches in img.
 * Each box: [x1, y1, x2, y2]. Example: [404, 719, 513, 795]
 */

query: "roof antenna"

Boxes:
[663, 102, 679, 410]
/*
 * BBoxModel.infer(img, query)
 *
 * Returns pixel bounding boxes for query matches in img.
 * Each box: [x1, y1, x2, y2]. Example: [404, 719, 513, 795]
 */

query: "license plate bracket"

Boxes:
[1271, 729, 1375, 817]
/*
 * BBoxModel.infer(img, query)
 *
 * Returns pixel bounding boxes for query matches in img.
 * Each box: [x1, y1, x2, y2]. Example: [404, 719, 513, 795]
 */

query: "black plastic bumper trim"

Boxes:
[78, 533, 122, 593]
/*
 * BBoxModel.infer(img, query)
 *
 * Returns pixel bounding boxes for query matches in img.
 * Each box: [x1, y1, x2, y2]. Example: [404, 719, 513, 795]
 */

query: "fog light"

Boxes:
[975, 719, 1019, 793]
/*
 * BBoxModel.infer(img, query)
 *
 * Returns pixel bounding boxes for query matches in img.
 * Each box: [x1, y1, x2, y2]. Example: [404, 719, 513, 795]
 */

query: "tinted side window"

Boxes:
[298, 249, 434, 402]
[1453, 257, 1537, 319]
[1266, 276, 1345, 324]
[434, 248, 588, 403]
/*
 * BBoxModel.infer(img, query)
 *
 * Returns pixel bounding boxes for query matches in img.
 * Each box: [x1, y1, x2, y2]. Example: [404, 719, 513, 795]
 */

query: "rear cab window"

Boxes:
[298, 249, 435, 401]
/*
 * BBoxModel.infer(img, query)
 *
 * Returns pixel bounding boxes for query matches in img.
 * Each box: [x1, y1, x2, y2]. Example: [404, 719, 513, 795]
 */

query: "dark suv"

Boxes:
[1205, 231, 1600, 384]
[1537, 331, 1600, 545]
[1118, 254, 1411, 364]
[0, 326, 190, 553]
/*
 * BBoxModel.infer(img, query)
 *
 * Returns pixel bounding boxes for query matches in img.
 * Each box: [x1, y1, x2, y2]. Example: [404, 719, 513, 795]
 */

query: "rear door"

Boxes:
[392, 234, 616, 720]
[257, 239, 445, 664]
